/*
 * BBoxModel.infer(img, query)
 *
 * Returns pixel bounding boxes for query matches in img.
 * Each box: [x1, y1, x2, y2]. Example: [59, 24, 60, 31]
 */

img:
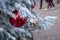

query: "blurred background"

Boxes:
[33, 0, 60, 40]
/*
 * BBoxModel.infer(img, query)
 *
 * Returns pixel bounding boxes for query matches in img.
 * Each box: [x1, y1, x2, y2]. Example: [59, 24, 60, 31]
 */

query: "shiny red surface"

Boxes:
[9, 10, 27, 27]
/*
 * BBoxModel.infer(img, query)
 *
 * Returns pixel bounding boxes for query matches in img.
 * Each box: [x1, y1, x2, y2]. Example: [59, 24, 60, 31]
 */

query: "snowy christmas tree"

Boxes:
[0, 0, 57, 40]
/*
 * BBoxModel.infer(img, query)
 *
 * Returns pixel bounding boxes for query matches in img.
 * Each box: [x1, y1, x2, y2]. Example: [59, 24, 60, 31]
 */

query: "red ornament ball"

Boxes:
[31, 5, 35, 9]
[31, 1, 36, 9]
[9, 9, 27, 27]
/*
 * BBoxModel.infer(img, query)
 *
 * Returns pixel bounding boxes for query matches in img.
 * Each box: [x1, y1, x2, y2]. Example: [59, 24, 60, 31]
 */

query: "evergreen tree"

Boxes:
[0, 0, 57, 40]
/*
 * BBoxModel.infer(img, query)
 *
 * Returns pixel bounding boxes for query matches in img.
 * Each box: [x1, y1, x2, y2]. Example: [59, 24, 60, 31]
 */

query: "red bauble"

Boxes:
[9, 9, 27, 27]
[31, 5, 35, 9]
[31, 2, 36, 9]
